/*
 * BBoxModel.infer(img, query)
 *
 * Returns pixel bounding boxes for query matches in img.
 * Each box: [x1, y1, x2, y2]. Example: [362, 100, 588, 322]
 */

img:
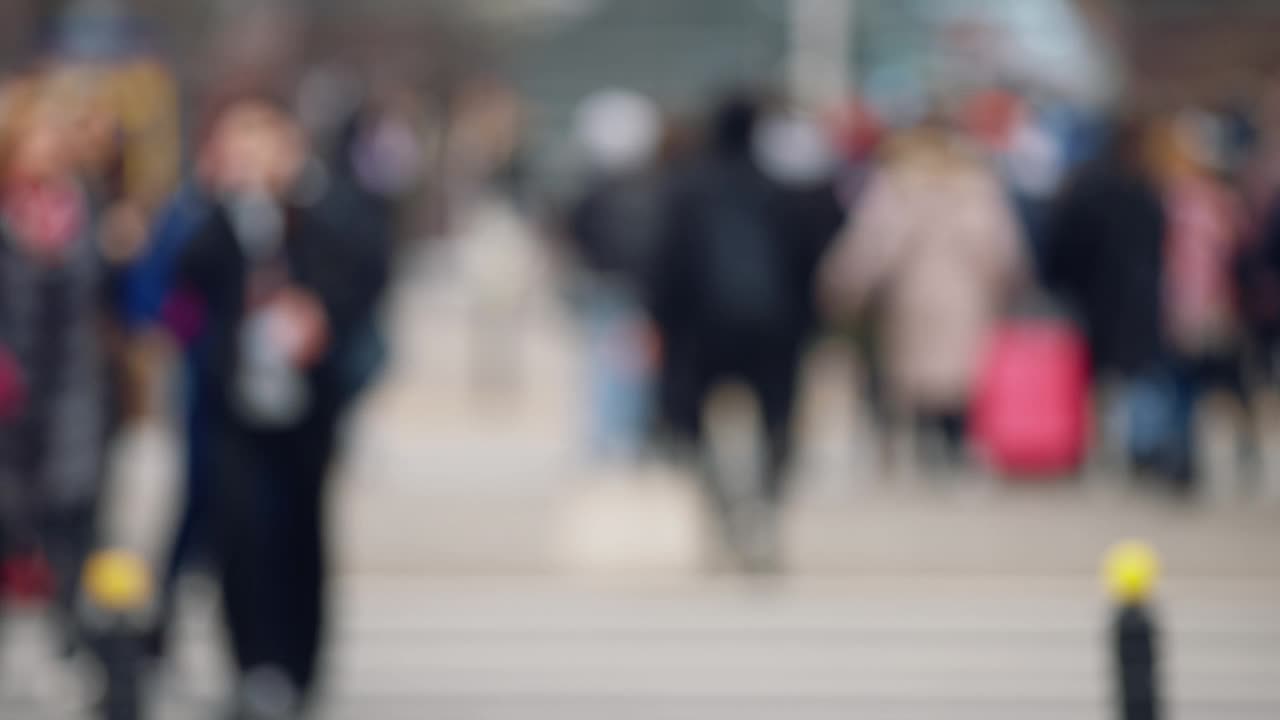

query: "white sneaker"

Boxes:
[237, 665, 300, 720]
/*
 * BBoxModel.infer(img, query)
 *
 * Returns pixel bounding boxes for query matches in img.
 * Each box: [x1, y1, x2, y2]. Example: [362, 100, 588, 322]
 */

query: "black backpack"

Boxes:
[698, 180, 791, 331]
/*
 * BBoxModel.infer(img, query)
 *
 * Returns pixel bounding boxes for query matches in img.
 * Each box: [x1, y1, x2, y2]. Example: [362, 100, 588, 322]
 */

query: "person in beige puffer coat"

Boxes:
[821, 123, 1027, 463]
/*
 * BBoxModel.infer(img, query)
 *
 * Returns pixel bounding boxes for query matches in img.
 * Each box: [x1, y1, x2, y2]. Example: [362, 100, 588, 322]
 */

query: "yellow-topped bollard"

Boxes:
[83, 550, 153, 614]
[1104, 540, 1160, 605]
[1104, 541, 1163, 720]
[82, 550, 155, 720]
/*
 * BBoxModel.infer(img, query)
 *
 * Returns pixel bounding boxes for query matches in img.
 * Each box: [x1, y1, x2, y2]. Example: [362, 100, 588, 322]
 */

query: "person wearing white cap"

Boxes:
[568, 89, 665, 461]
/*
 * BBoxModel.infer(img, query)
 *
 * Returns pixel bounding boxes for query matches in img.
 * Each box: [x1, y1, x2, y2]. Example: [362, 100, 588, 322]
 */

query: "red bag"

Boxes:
[972, 318, 1091, 477]
[0, 346, 24, 422]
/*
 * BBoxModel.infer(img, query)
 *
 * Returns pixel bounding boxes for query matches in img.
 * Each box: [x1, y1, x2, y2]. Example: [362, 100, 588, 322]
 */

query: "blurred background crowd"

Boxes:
[4, 0, 1280, 718]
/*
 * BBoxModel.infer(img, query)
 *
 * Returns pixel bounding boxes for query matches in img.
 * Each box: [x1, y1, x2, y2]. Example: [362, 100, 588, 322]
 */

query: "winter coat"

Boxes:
[822, 132, 1026, 413]
[0, 184, 107, 549]
[1045, 162, 1166, 377]
[1161, 174, 1247, 355]
[177, 180, 388, 427]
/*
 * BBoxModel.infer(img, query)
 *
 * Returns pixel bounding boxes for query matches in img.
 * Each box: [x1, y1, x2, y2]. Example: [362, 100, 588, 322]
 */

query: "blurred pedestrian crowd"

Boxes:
[3, 1, 1280, 718]
[560, 81, 1280, 568]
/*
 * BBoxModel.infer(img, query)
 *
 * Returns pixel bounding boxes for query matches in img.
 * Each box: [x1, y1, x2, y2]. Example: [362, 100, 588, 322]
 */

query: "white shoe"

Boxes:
[237, 665, 300, 720]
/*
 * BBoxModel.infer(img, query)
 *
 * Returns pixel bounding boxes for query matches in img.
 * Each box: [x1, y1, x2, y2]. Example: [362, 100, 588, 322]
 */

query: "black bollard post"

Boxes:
[1114, 602, 1160, 720]
[97, 621, 145, 720]
[1104, 541, 1162, 720]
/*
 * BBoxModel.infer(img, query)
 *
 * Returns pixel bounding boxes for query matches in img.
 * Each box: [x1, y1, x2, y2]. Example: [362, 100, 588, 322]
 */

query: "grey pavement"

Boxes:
[6, 574, 1279, 719]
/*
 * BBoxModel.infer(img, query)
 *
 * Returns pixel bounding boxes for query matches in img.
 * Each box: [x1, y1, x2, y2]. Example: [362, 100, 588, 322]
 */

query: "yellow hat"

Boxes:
[1103, 541, 1160, 604]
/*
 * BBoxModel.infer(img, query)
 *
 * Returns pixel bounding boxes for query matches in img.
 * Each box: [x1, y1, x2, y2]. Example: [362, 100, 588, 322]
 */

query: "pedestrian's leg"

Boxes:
[584, 299, 614, 457]
[1163, 358, 1200, 492]
[213, 426, 269, 678]
[657, 336, 696, 461]
[150, 374, 212, 658]
[857, 332, 894, 472]
[686, 359, 740, 524]
[614, 309, 653, 461]
[223, 427, 327, 720]
[285, 485, 325, 698]
[939, 412, 968, 466]
[680, 357, 742, 564]
[41, 500, 97, 654]
[914, 413, 939, 468]
[585, 294, 645, 460]
[756, 349, 799, 505]
[280, 418, 336, 698]
[1216, 352, 1261, 487]
[728, 346, 798, 574]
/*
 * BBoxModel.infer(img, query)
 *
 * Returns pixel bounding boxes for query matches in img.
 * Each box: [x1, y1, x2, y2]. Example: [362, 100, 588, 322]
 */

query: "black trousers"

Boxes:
[666, 331, 802, 506]
[1164, 351, 1253, 488]
[212, 406, 338, 696]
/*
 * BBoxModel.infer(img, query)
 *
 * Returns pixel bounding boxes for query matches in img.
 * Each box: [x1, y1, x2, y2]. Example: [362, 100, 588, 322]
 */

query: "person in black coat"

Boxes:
[648, 95, 842, 570]
[1044, 117, 1168, 474]
[176, 97, 386, 717]
[1045, 118, 1167, 380]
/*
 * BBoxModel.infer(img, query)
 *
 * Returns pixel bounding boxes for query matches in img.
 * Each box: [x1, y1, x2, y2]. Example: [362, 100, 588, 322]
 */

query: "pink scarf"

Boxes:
[1, 180, 85, 262]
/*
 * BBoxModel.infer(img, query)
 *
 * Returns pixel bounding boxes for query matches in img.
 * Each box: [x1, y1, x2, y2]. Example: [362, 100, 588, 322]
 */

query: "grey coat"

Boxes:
[0, 203, 107, 551]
